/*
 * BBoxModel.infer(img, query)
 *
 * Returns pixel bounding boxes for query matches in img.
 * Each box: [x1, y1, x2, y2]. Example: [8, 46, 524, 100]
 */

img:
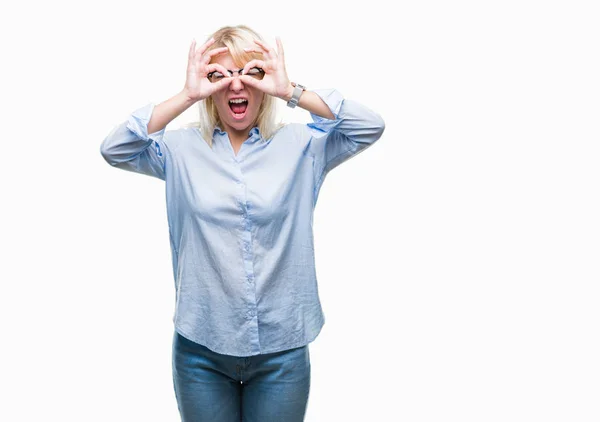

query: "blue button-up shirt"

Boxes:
[100, 88, 385, 357]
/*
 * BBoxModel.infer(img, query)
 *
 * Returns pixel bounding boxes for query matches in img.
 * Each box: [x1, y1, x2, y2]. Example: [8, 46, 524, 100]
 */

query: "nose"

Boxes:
[229, 74, 244, 91]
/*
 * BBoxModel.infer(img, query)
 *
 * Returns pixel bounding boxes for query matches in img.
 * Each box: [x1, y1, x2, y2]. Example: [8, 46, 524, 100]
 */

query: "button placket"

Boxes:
[237, 166, 257, 323]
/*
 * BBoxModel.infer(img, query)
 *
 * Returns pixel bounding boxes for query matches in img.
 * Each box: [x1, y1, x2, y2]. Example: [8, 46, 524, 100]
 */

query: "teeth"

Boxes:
[229, 98, 248, 104]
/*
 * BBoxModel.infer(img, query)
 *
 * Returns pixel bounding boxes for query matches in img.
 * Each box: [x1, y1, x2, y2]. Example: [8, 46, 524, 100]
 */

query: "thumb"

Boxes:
[214, 77, 234, 92]
[239, 75, 260, 88]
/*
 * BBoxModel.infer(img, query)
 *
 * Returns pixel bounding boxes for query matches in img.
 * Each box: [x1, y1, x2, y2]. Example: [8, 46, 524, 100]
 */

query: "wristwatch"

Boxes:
[287, 82, 306, 108]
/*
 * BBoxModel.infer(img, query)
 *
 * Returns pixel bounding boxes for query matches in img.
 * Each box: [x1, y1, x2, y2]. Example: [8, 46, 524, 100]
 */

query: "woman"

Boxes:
[100, 24, 385, 422]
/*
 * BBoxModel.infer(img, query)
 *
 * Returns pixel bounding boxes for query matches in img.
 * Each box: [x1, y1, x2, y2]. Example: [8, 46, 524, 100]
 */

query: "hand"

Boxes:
[239, 37, 294, 101]
[183, 38, 234, 102]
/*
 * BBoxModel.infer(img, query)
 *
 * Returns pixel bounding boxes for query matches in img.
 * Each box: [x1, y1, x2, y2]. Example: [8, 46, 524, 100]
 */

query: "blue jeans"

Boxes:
[172, 330, 311, 421]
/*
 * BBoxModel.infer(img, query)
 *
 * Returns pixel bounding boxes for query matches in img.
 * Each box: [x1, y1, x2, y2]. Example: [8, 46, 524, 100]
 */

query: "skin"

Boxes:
[212, 37, 294, 153]
[180, 37, 333, 155]
[210, 53, 265, 151]
[209, 37, 296, 153]
[147, 36, 334, 154]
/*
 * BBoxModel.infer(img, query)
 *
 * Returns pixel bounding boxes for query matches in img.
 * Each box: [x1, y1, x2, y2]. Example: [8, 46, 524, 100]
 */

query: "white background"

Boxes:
[1, 0, 599, 421]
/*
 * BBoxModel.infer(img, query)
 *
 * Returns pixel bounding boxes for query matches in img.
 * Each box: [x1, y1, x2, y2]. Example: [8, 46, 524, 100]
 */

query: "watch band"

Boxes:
[287, 82, 306, 108]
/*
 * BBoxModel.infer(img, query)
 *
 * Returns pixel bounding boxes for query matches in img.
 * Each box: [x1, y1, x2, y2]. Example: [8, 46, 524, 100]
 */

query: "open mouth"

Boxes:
[229, 99, 248, 120]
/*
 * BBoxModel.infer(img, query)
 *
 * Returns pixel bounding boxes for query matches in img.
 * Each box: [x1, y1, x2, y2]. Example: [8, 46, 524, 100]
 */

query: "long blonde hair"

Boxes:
[183, 25, 285, 147]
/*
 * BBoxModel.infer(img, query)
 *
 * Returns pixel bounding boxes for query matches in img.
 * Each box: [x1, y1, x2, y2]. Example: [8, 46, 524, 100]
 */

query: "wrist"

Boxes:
[281, 83, 295, 102]
[181, 88, 199, 104]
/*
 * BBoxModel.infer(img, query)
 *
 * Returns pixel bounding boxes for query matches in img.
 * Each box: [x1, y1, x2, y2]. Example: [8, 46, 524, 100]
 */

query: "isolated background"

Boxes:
[1, 0, 599, 421]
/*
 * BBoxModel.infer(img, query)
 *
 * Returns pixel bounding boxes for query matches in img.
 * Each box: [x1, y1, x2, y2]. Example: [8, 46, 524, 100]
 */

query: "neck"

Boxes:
[220, 123, 254, 144]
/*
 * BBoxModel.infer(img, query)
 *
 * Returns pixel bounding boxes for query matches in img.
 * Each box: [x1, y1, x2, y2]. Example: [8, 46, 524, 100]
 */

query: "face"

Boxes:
[210, 53, 264, 138]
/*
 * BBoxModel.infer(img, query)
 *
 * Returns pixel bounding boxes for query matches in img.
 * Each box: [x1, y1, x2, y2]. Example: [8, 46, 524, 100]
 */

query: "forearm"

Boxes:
[147, 90, 197, 134]
[280, 84, 336, 120]
[301, 87, 385, 191]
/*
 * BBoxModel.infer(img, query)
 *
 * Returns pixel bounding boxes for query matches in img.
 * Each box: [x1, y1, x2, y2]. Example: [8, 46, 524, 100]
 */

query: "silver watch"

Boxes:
[287, 82, 306, 108]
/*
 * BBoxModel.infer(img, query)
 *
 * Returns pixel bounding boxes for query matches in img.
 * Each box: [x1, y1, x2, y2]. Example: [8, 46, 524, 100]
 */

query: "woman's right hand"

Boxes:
[183, 38, 232, 102]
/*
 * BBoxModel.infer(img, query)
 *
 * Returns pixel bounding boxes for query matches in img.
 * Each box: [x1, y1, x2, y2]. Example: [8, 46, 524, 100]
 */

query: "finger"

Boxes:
[243, 47, 267, 62]
[200, 45, 228, 57]
[205, 63, 231, 77]
[238, 74, 261, 89]
[276, 37, 285, 61]
[200, 46, 229, 65]
[253, 39, 275, 59]
[195, 37, 216, 57]
[189, 39, 196, 62]
[188, 40, 199, 72]
[212, 76, 234, 92]
[242, 59, 266, 75]
[243, 47, 264, 55]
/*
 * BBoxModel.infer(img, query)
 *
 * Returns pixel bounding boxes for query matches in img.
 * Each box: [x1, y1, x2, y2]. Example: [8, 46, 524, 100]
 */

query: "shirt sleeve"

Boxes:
[306, 88, 385, 196]
[100, 103, 169, 181]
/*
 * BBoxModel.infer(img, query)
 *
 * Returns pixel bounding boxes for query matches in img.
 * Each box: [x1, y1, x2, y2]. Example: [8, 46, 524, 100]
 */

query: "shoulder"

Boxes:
[269, 122, 314, 156]
[162, 127, 206, 155]
[272, 122, 314, 143]
[272, 122, 301, 138]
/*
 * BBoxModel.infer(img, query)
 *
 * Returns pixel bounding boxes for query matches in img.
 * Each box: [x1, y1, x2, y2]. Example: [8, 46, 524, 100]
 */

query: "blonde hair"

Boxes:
[183, 25, 285, 147]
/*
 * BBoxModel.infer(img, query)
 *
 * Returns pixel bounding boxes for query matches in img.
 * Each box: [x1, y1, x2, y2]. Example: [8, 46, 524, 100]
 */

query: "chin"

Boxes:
[226, 111, 258, 130]
[228, 118, 252, 131]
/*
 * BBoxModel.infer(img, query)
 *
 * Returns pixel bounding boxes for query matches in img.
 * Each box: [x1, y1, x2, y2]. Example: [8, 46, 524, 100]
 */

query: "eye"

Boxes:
[245, 68, 264, 80]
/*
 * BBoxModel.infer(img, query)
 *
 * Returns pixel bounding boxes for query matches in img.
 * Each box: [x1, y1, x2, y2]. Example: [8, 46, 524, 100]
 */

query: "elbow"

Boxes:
[370, 114, 385, 144]
[100, 140, 112, 165]
[100, 137, 119, 166]
[376, 115, 385, 139]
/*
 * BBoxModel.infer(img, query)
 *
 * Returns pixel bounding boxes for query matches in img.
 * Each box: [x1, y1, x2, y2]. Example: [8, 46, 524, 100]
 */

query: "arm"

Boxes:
[281, 85, 335, 120]
[147, 90, 197, 134]
[287, 87, 385, 199]
[100, 36, 235, 180]
[100, 90, 196, 180]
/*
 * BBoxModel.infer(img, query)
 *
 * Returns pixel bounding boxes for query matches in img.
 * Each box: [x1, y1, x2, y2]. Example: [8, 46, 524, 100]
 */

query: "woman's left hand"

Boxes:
[239, 37, 293, 101]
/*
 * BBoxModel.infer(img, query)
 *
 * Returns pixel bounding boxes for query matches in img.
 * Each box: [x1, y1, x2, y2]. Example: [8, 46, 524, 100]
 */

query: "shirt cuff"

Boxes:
[126, 103, 167, 143]
[306, 88, 344, 135]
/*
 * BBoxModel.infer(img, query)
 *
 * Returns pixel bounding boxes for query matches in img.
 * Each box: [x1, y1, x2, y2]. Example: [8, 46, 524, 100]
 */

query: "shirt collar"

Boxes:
[213, 125, 227, 136]
[213, 125, 263, 143]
